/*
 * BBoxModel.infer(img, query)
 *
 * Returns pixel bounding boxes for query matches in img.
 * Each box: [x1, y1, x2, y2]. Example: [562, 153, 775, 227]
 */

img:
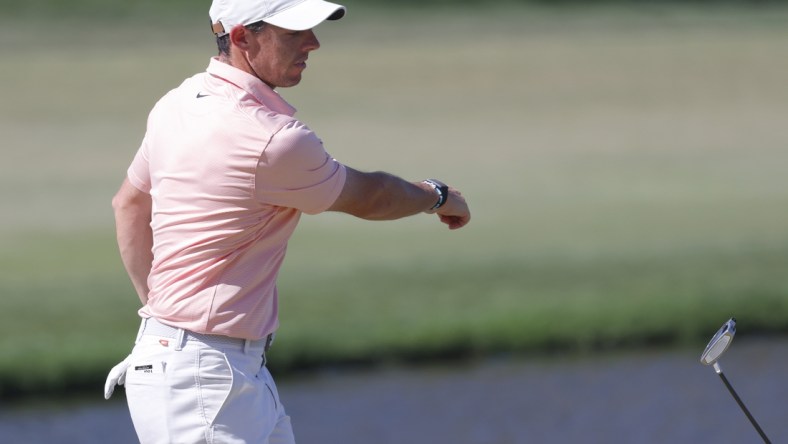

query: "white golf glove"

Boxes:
[104, 355, 132, 400]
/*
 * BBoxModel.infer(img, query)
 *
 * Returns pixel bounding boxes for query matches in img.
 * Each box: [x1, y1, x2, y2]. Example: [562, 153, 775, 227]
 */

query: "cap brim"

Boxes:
[263, 0, 345, 31]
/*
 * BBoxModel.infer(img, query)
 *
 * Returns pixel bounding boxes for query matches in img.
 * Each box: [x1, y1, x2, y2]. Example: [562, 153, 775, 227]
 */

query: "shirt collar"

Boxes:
[207, 57, 297, 117]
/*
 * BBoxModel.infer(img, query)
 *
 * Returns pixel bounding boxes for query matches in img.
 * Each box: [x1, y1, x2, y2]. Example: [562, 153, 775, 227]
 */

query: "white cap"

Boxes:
[210, 0, 346, 35]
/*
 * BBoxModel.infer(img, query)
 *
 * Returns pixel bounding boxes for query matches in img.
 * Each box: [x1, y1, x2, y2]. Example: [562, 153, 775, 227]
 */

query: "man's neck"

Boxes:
[218, 53, 276, 90]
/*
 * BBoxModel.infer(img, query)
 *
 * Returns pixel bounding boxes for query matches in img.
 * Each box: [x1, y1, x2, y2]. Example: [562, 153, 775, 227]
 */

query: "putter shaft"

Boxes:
[716, 371, 771, 444]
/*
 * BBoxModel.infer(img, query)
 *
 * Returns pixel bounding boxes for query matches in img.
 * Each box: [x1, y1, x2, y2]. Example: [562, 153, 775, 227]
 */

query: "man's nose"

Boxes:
[304, 29, 320, 51]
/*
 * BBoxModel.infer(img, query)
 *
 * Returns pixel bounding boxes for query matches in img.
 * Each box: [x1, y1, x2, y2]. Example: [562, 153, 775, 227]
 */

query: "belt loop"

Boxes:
[174, 328, 185, 351]
[267, 333, 275, 350]
[135, 318, 148, 344]
[243, 339, 251, 355]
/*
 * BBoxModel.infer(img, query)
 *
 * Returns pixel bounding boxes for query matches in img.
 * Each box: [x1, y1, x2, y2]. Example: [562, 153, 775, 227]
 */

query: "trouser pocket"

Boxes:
[125, 340, 171, 444]
[196, 348, 234, 427]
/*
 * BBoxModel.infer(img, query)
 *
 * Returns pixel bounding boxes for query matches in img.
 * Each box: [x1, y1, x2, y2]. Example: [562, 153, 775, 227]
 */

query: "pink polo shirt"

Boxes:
[127, 58, 346, 340]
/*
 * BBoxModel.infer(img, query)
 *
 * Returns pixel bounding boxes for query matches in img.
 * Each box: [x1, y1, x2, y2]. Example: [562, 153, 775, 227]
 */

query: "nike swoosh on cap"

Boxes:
[196, 92, 209, 98]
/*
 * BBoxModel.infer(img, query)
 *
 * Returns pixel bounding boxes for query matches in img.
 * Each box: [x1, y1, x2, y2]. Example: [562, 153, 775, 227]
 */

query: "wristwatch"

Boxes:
[422, 179, 449, 210]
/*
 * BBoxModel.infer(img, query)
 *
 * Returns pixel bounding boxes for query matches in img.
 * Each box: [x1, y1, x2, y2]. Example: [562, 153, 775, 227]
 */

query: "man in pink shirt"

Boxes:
[104, 0, 470, 442]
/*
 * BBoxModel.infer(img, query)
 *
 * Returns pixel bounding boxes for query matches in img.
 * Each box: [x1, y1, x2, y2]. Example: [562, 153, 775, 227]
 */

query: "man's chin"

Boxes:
[278, 76, 303, 88]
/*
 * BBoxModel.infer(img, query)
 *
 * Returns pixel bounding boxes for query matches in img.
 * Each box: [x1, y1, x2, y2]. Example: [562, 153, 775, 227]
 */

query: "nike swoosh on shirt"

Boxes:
[196, 92, 209, 99]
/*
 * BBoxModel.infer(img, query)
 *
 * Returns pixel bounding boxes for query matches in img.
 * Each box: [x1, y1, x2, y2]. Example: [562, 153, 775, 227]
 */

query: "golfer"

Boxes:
[104, 0, 471, 442]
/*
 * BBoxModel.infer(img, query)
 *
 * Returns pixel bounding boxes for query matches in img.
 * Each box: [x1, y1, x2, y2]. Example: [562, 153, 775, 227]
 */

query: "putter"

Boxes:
[700, 318, 771, 443]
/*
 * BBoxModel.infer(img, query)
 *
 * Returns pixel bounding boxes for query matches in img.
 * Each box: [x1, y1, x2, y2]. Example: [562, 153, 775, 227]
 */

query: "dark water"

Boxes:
[1, 338, 785, 443]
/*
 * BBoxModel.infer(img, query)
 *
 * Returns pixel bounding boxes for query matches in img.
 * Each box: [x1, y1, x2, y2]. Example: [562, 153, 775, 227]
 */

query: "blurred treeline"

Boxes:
[4, 0, 788, 18]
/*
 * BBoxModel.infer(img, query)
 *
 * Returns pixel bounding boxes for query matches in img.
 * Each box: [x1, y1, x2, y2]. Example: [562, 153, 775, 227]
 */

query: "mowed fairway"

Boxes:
[2, 5, 788, 396]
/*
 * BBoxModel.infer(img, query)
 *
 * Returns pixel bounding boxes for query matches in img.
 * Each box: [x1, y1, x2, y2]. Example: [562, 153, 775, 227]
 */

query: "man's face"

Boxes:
[245, 24, 321, 89]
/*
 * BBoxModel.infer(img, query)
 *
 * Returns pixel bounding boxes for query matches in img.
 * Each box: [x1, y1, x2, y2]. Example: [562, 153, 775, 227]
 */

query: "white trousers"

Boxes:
[124, 321, 295, 444]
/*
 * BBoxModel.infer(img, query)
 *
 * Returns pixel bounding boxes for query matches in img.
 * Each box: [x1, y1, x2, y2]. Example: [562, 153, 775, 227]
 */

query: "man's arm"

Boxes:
[327, 167, 470, 230]
[112, 178, 154, 304]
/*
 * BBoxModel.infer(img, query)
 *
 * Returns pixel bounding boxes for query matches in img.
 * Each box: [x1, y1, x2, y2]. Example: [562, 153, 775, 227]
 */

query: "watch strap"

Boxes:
[423, 179, 449, 210]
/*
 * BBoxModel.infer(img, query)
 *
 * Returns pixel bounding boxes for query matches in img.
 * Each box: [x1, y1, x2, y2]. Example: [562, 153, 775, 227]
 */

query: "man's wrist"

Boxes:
[422, 179, 449, 212]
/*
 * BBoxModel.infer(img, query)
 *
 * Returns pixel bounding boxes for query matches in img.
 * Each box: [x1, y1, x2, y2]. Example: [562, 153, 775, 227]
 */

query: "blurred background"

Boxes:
[1, 0, 787, 442]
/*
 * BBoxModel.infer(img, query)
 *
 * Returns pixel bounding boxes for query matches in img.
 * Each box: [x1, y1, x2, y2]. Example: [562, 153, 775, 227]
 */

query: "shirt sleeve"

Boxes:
[127, 134, 152, 194]
[255, 120, 346, 215]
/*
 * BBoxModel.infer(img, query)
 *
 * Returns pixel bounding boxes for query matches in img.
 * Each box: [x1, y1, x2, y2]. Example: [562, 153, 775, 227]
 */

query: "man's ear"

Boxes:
[229, 25, 252, 51]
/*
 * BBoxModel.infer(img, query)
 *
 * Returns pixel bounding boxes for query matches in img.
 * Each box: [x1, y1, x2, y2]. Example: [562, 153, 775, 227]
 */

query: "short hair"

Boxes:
[216, 20, 267, 56]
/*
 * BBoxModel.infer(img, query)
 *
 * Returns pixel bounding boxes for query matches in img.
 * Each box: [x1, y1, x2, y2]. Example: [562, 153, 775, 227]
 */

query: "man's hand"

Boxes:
[434, 188, 470, 230]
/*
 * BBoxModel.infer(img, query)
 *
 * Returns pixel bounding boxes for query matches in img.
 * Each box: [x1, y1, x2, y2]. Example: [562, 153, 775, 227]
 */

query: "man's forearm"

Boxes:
[328, 168, 471, 229]
[116, 214, 153, 304]
[328, 168, 437, 220]
[112, 180, 153, 305]
[357, 171, 438, 220]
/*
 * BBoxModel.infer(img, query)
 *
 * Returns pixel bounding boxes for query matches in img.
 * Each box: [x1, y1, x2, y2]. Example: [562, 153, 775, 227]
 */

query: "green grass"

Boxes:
[2, 5, 788, 398]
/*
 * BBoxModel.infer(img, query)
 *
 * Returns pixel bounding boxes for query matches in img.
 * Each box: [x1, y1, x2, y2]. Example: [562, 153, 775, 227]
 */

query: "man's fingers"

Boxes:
[439, 213, 470, 230]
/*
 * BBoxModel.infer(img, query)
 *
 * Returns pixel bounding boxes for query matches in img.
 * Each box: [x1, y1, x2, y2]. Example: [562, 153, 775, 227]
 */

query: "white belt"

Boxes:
[137, 317, 274, 353]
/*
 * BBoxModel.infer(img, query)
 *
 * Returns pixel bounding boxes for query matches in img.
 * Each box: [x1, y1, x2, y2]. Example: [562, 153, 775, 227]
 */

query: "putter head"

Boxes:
[700, 318, 736, 366]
